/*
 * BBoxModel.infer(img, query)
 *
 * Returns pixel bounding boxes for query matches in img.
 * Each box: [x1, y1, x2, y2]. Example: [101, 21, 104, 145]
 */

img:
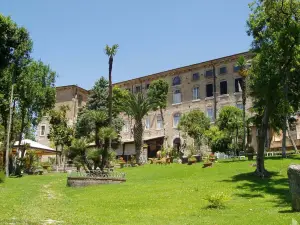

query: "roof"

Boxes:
[114, 51, 252, 87]
[13, 139, 55, 152]
[56, 85, 89, 94]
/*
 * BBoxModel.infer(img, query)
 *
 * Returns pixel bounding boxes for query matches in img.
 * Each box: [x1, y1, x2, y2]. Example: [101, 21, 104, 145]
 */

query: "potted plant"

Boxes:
[209, 153, 216, 162]
[188, 156, 197, 165]
[181, 156, 188, 164]
[119, 157, 126, 168]
[203, 158, 213, 168]
[246, 146, 255, 160]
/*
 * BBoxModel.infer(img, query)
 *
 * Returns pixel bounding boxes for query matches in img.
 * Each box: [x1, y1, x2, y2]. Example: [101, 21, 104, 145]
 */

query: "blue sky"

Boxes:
[1, 0, 252, 90]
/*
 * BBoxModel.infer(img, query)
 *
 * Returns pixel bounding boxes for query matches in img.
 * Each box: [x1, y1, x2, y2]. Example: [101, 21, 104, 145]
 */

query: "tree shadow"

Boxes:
[221, 171, 291, 207]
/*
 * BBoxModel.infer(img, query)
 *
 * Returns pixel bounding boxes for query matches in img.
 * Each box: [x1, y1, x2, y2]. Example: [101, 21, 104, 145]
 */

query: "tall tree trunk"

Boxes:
[160, 108, 167, 148]
[5, 84, 14, 177]
[255, 106, 270, 178]
[133, 120, 143, 164]
[213, 64, 217, 122]
[286, 119, 298, 153]
[108, 56, 113, 139]
[241, 78, 246, 152]
[14, 112, 25, 175]
[282, 82, 288, 158]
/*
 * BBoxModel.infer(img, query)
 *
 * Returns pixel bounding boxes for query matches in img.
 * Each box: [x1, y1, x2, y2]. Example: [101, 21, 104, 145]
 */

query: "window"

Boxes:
[192, 73, 199, 81]
[207, 108, 213, 121]
[172, 76, 181, 86]
[192, 87, 200, 100]
[173, 89, 181, 104]
[173, 113, 181, 128]
[234, 65, 240, 72]
[146, 84, 150, 89]
[123, 121, 129, 132]
[135, 86, 141, 93]
[219, 67, 227, 75]
[236, 103, 243, 110]
[145, 117, 150, 130]
[78, 94, 83, 108]
[220, 81, 228, 95]
[235, 78, 242, 92]
[206, 84, 213, 97]
[157, 115, 163, 129]
[40, 125, 46, 136]
[205, 70, 213, 77]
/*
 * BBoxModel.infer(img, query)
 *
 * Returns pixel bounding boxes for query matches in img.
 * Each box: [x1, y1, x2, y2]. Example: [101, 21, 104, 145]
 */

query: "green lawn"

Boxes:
[1, 157, 300, 225]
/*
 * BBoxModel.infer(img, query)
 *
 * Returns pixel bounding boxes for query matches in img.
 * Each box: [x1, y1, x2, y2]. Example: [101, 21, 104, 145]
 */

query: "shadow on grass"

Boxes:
[221, 171, 291, 207]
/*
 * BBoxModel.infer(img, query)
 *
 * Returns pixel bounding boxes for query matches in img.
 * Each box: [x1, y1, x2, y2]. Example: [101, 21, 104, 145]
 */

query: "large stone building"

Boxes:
[35, 51, 300, 158]
[36, 85, 89, 147]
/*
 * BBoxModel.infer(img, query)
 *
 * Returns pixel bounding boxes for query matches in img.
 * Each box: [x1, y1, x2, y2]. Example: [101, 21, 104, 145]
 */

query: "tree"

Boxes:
[76, 77, 125, 169]
[236, 56, 251, 152]
[217, 106, 243, 155]
[0, 14, 32, 176]
[48, 105, 74, 166]
[121, 92, 153, 164]
[247, 0, 300, 177]
[15, 61, 56, 168]
[104, 44, 119, 149]
[147, 79, 169, 147]
[205, 126, 231, 153]
[178, 110, 210, 149]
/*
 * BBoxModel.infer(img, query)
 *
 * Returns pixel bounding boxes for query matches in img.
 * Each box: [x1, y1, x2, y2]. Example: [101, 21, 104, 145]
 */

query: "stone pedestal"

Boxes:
[287, 164, 300, 211]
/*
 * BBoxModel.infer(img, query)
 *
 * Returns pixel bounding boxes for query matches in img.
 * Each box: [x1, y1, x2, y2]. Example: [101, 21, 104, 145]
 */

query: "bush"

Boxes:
[0, 170, 5, 183]
[205, 192, 230, 209]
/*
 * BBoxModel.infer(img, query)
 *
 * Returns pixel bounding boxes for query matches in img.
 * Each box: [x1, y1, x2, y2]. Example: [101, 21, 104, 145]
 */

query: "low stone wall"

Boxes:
[287, 164, 300, 211]
[67, 176, 126, 187]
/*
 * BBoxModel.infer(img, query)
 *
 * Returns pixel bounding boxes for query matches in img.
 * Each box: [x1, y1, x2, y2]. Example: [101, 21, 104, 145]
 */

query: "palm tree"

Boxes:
[236, 56, 251, 152]
[121, 93, 153, 164]
[104, 44, 119, 147]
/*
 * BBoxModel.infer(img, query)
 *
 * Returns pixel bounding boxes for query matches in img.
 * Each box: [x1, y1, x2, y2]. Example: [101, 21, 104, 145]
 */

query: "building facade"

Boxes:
[35, 85, 89, 147]
[114, 52, 254, 157]
[36, 52, 300, 158]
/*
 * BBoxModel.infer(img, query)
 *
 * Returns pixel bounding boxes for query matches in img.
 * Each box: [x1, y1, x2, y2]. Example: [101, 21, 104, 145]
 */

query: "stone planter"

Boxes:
[67, 176, 126, 187]
[247, 154, 254, 161]
[203, 162, 213, 168]
[288, 164, 300, 211]
[181, 156, 188, 164]
[192, 155, 201, 162]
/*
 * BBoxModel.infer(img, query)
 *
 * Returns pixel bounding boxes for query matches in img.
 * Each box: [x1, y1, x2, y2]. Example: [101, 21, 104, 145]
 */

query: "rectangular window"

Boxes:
[207, 108, 213, 121]
[193, 87, 200, 100]
[157, 115, 163, 129]
[206, 84, 213, 97]
[40, 125, 46, 136]
[205, 70, 213, 77]
[235, 78, 242, 92]
[145, 117, 150, 130]
[236, 103, 243, 110]
[220, 81, 227, 95]
[219, 67, 227, 75]
[123, 121, 129, 132]
[135, 86, 141, 93]
[78, 94, 83, 108]
[192, 73, 199, 81]
[173, 89, 181, 104]
[234, 65, 240, 72]
[173, 113, 181, 128]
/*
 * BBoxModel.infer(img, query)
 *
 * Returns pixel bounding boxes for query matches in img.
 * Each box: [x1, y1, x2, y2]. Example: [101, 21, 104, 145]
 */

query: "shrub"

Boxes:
[205, 192, 230, 209]
[0, 170, 5, 183]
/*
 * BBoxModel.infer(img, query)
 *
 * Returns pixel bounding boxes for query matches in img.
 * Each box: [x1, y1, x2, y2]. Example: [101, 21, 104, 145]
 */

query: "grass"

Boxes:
[0, 157, 300, 225]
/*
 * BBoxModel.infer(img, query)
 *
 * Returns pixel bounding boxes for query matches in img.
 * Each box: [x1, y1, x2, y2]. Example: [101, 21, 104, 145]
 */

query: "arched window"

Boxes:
[173, 113, 181, 128]
[172, 76, 181, 86]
